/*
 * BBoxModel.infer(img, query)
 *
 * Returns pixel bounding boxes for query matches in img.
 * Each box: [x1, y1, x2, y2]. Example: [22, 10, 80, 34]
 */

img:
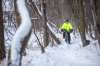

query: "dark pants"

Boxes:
[63, 31, 71, 44]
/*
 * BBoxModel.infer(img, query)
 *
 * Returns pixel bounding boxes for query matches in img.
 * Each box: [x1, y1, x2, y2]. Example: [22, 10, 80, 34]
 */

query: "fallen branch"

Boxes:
[47, 22, 61, 44]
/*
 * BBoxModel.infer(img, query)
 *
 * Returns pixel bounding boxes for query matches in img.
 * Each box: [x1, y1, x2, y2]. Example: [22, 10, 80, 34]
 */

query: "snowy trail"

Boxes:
[22, 34, 100, 66]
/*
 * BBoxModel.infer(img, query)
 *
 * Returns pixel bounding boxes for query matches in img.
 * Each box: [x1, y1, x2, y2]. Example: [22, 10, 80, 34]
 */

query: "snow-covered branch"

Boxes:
[11, 0, 32, 66]
[47, 22, 61, 44]
[30, 0, 43, 17]
[35, 3, 43, 16]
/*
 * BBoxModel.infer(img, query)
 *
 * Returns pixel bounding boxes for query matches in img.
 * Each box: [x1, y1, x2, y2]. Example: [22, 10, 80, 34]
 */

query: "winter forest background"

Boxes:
[0, 0, 100, 66]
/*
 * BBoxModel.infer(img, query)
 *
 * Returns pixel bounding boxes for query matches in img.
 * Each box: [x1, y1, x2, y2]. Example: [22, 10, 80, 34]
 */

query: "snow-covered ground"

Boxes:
[1, 30, 100, 66]
[22, 33, 100, 66]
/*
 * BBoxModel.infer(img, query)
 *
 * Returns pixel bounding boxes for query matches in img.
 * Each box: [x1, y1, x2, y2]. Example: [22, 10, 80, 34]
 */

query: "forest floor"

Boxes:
[0, 33, 100, 66]
[22, 33, 100, 66]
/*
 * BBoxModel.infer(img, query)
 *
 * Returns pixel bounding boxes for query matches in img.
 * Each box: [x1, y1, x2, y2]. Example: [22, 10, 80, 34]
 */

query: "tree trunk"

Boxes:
[71, 0, 88, 46]
[92, 0, 100, 46]
[10, 0, 32, 66]
[14, 0, 21, 27]
[42, 0, 49, 47]
[0, 0, 5, 62]
[78, 0, 87, 46]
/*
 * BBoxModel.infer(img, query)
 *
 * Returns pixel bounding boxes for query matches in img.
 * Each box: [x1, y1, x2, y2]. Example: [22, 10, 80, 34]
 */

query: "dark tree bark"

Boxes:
[14, 0, 21, 27]
[78, 0, 87, 46]
[0, 0, 6, 62]
[42, 0, 49, 47]
[92, 0, 100, 46]
[71, 0, 89, 47]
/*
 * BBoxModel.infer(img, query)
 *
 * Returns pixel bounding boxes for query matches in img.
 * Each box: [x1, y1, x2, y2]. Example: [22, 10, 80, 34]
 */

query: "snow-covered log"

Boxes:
[10, 0, 32, 66]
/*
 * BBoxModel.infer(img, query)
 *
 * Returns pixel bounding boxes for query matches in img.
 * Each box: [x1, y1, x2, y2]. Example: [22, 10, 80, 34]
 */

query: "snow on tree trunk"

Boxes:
[11, 0, 32, 66]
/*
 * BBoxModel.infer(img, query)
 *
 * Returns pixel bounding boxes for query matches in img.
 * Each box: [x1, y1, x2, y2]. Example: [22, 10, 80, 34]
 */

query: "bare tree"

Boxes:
[10, 0, 32, 66]
[92, 0, 100, 46]
[42, 0, 49, 47]
[71, 0, 90, 46]
[78, 0, 87, 46]
[0, 0, 5, 62]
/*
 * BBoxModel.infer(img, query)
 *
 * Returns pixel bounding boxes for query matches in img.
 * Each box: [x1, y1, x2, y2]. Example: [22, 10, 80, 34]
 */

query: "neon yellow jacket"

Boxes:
[61, 22, 73, 32]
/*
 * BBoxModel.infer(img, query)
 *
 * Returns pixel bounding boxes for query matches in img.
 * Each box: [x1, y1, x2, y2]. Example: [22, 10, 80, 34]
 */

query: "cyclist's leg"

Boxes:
[63, 31, 66, 38]
[67, 32, 71, 44]
[65, 32, 68, 43]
